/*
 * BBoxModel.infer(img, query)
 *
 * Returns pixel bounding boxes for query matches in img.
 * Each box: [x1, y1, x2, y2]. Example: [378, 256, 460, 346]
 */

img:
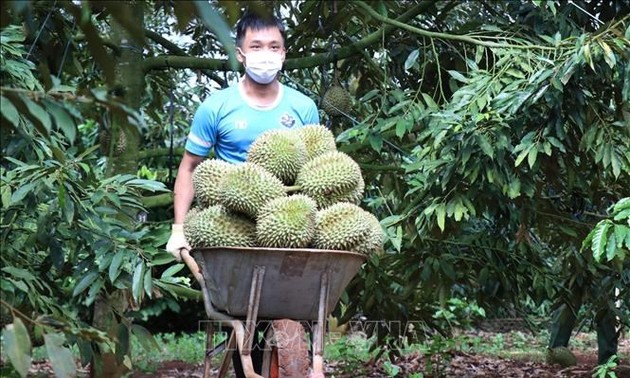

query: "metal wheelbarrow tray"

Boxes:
[182, 246, 366, 378]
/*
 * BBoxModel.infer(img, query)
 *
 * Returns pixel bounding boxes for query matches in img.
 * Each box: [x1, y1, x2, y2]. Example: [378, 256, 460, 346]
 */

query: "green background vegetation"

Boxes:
[1, 0, 628, 376]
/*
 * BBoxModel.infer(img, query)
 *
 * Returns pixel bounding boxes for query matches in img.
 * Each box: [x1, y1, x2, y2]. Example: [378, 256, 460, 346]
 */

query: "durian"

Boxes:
[294, 151, 363, 208]
[256, 194, 317, 248]
[296, 124, 337, 160]
[351, 211, 384, 255]
[183, 205, 256, 248]
[318, 175, 364, 208]
[546, 347, 577, 367]
[322, 85, 352, 117]
[99, 128, 127, 155]
[192, 159, 235, 207]
[217, 162, 286, 218]
[313, 203, 371, 250]
[247, 129, 308, 185]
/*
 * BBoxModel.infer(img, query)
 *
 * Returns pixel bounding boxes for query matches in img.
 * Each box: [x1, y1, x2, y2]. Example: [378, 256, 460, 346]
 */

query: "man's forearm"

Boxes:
[173, 168, 195, 224]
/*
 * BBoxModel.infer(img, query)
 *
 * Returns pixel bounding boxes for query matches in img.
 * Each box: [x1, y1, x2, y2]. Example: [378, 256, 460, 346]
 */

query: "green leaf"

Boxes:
[161, 263, 185, 279]
[436, 203, 446, 232]
[476, 134, 494, 159]
[44, 333, 77, 378]
[514, 145, 532, 167]
[72, 271, 99, 297]
[421, 93, 438, 110]
[447, 70, 468, 83]
[44, 100, 77, 143]
[404, 48, 419, 71]
[2, 318, 32, 378]
[23, 97, 52, 132]
[130, 324, 160, 352]
[132, 260, 145, 302]
[108, 251, 125, 283]
[605, 233, 617, 262]
[2, 266, 36, 281]
[0, 96, 20, 126]
[614, 225, 629, 249]
[611, 151, 621, 178]
[194, 2, 238, 71]
[507, 178, 521, 199]
[591, 221, 611, 262]
[527, 145, 538, 168]
[10, 182, 36, 205]
[368, 133, 383, 152]
[143, 268, 153, 299]
[598, 41, 616, 68]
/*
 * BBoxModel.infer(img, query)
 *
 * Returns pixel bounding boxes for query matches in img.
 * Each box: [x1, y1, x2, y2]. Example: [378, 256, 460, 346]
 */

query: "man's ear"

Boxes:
[236, 48, 245, 64]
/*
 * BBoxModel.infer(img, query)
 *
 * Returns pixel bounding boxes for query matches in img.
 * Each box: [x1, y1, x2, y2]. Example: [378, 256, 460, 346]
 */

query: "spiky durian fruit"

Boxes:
[351, 211, 384, 255]
[294, 151, 363, 208]
[192, 159, 235, 207]
[247, 129, 308, 185]
[318, 175, 364, 208]
[546, 347, 577, 367]
[313, 203, 371, 250]
[183, 205, 256, 248]
[217, 162, 286, 218]
[256, 194, 317, 248]
[322, 85, 352, 117]
[296, 124, 337, 160]
[99, 129, 127, 155]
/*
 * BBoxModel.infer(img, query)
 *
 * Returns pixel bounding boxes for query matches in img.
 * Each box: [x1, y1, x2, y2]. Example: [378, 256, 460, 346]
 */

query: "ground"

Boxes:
[129, 333, 630, 378]
[11, 331, 630, 377]
[128, 352, 630, 378]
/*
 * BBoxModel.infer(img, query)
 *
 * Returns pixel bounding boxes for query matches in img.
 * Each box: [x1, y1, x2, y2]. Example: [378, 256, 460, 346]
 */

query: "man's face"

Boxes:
[237, 26, 286, 63]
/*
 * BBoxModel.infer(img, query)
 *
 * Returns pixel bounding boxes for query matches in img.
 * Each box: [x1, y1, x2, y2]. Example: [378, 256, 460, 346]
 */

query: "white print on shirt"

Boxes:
[234, 120, 248, 130]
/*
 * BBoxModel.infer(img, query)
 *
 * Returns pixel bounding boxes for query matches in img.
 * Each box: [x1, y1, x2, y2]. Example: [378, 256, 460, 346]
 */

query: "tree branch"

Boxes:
[353, 1, 559, 50]
[143, 1, 435, 72]
[144, 29, 226, 86]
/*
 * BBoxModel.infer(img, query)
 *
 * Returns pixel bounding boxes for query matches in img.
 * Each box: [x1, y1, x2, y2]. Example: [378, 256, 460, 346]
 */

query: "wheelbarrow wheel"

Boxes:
[262, 319, 310, 378]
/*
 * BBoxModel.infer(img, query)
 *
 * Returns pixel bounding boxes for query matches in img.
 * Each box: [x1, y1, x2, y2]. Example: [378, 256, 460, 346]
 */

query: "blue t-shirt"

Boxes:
[185, 83, 320, 163]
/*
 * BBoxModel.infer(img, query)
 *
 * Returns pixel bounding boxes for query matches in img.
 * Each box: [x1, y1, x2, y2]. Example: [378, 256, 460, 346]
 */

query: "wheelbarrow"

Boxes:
[181, 246, 366, 378]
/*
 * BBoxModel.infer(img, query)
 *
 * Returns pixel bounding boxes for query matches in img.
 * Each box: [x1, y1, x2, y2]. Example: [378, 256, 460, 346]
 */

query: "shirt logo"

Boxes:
[234, 120, 248, 129]
[280, 113, 296, 128]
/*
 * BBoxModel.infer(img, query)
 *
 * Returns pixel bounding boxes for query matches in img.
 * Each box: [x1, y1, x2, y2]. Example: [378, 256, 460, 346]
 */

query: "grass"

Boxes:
[0, 327, 623, 376]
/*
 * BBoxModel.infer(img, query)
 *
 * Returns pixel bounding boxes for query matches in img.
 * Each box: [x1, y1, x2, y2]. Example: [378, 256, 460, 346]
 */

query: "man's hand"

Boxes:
[166, 224, 190, 261]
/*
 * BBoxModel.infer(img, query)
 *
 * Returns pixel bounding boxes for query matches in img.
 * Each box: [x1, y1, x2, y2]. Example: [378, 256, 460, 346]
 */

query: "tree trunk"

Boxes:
[92, 2, 145, 377]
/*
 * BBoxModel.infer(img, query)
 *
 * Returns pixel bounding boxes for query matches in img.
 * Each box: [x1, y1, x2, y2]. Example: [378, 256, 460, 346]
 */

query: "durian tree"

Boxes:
[1, 0, 629, 374]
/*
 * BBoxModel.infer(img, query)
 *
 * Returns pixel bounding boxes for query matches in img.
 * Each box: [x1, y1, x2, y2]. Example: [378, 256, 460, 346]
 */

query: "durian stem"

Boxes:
[285, 185, 302, 193]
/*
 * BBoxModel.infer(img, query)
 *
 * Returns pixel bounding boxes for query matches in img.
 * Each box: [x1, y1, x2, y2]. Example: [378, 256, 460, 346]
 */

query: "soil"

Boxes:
[13, 333, 630, 377]
[129, 336, 630, 378]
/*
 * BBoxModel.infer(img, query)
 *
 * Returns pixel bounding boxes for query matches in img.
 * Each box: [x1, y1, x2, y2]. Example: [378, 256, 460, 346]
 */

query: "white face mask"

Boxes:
[239, 48, 283, 84]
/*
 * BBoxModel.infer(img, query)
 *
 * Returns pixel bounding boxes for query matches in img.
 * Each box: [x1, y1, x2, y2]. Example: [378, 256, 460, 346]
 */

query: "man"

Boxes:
[165, 8, 320, 378]
[166, 10, 319, 260]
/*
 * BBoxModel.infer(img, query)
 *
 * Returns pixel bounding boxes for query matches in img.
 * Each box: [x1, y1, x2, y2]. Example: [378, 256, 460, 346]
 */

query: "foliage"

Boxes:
[1, 0, 629, 374]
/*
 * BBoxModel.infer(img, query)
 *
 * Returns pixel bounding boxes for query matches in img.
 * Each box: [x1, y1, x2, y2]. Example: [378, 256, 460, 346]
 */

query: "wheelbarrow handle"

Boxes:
[181, 248, 235, 322]
[181, 248, 204, 286]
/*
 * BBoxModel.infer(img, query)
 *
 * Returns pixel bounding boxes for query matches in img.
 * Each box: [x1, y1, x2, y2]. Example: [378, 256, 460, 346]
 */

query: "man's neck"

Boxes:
[240, 76, 281, 107]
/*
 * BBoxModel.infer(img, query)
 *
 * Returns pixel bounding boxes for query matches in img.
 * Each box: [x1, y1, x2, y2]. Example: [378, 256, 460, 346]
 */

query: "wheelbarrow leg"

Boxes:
[311, 270, 330, 378]
[244, 266, 265, 355]
[228, 266, 265, 378]
[217, 331, 236, 378]
[232, 320, 264, 378]
[203, 321, 214, 378]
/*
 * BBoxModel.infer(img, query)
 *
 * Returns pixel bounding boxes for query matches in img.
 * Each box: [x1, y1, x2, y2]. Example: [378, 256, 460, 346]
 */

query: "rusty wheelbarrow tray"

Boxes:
[182, 246, 366, 378]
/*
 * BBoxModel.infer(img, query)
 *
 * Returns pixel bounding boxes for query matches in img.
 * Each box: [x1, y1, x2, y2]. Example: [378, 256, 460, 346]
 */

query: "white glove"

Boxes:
[166, 224, 190, 261]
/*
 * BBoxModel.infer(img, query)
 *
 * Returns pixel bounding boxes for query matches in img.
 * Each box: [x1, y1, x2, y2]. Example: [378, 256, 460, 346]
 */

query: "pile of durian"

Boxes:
[184, 124, 383, 254]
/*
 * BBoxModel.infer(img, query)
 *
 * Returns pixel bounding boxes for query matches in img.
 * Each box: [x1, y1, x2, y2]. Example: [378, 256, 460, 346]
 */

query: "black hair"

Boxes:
[235, 9, 286, 48]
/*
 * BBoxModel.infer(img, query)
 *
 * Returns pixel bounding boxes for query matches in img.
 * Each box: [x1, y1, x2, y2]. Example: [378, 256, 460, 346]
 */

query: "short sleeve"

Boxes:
[304, 100, 320, 125]
[185, 99, 217, 157]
